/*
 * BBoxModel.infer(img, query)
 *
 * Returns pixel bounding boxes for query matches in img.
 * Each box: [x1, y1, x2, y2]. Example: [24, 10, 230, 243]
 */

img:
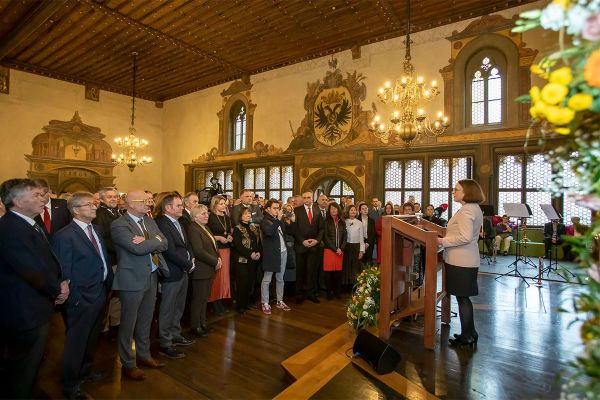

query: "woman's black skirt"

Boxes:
[342, 242, 364, 285]
[445, 263, 478, 297]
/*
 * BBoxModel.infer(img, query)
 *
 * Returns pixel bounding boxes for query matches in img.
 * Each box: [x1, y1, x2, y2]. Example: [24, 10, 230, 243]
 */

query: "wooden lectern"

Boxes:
[378, 216, 450, 349]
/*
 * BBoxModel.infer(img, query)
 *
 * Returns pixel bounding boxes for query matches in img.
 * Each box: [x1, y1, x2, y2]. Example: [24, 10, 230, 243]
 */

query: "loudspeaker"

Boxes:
[352, 330, 401, 375]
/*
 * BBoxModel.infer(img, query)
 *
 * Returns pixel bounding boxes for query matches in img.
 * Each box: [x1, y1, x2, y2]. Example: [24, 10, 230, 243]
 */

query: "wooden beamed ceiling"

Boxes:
[0, 0, 537, 102]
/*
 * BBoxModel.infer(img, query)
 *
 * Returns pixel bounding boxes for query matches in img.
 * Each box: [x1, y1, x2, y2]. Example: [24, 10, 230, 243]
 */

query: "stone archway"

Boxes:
[301, 167, 364, 201]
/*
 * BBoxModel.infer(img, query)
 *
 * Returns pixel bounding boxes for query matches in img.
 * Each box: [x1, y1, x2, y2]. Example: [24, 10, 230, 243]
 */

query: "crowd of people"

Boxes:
[1, 177, 451, 399]
[1, 176, 589, 399]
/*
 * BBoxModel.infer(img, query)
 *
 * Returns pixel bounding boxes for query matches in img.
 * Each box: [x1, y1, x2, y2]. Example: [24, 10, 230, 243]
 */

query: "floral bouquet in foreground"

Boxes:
[346, 265, 380, 331]
[514, 1, 600, 397]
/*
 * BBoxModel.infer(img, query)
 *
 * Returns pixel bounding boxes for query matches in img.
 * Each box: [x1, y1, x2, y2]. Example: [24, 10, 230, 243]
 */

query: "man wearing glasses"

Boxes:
[52, 192, 113, 399]
[111, 190, 168, 381]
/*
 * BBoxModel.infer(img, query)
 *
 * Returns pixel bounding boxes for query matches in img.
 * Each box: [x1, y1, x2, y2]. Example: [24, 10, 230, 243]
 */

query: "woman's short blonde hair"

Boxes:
[190, 204, 209, 219]
[210, 195, 226, 213]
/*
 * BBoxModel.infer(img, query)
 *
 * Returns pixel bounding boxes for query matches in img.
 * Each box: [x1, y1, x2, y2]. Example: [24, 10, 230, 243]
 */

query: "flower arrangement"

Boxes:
[514, 1, 600, 397]
[347, 265, 380, 331]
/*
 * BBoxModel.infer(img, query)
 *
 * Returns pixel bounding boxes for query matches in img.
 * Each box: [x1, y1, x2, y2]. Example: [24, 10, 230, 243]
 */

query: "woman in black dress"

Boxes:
[231, 208, 261, 314]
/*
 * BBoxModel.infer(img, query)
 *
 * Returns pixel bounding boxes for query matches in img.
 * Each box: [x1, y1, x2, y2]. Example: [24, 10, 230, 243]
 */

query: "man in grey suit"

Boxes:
[111, 190, 168, 381]
[231, 189, 263, 226]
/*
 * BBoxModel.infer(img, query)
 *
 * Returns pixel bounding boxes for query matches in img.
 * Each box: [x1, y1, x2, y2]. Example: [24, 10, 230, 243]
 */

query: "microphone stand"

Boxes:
[495, 217, 530, 287]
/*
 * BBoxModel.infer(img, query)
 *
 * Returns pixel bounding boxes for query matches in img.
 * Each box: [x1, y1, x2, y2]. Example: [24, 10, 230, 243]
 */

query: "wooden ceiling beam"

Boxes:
[0, 0, 66, 61]
[82, 0, 248, 75]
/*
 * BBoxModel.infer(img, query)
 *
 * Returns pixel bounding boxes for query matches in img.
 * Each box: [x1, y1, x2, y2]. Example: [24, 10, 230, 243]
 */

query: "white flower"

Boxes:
[363, 303, 369, 309]
[567, 5, 591, 35]
[362, 311, 369, 317]
[540, 3, 567, 31]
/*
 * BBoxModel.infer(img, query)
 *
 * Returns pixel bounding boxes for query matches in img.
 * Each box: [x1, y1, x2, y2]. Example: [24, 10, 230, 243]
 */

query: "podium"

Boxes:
[378, 216, 449, 350]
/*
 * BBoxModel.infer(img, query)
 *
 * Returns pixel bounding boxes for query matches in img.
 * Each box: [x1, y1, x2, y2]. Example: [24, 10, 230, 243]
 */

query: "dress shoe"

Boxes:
[159, 346, 185, 359]
[190, 327, 208, 338]
[201, 324, 214, 333]
[173, 337, 195, 346]
[81, 370, 107, 383]
[307, 296, 320, 304]
[449, 335, 477, 348]
[136, 357, 165, 369]
[64, 386, 87, 400]
[453, 332, 478, 343]
[503, 251, 508, 256]
[122, 367, 146, 381]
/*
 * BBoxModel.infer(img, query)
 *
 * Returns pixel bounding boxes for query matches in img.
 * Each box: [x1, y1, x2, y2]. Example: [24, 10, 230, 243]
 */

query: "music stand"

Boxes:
[495, 203, 532, 287]
[538, 204, 576, 280]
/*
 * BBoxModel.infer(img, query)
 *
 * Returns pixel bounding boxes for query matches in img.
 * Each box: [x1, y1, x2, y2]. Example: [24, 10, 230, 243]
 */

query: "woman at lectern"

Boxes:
[437, 179, 484, 348]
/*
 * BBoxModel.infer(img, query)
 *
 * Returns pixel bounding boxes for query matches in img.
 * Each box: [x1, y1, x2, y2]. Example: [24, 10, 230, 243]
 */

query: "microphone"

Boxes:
[433, 203, 448, 218]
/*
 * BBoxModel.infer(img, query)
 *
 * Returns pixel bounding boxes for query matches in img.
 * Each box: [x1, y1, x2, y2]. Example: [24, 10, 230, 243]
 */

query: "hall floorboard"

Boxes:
[35, 269, 583, 399]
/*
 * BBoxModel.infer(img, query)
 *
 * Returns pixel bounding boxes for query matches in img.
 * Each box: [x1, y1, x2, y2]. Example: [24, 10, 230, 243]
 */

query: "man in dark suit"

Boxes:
[231, 189, 263, 226]
[180, 191, 199, 232]
[368, 197, 384, 222]
[544, 219, 567, 259]
[111, 190, 168, 381]
[293, 191, 323, 304]
[33, 178, 71, 238]
[155, 193, 195, 360]
[93, 187, 121, 335]
[0, 178, 69, 399]
[52, 192, 114, 399]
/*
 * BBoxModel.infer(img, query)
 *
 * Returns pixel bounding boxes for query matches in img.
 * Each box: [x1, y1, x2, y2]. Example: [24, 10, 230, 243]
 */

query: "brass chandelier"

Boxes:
[370, 0, 449, 146]
[112, 52, 152, 172]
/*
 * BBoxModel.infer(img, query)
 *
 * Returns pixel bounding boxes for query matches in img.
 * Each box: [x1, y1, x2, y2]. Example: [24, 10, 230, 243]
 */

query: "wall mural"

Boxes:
[286, 58, 378, 152]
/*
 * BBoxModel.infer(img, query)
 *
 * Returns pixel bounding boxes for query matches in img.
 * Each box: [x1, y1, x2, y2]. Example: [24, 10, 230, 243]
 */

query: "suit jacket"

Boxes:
[179, 209, 193, 233]
[231, 203, 263, 226]
[155, 215, 194, 282]
[34, 198, 71, 238]
[368, 206, 383, 222]
[360, 215, 376, 252]
[293, 204, 323, 253]
[260, 213, 296, 272]
[93, 204, 120, 266]
[52, 221, 113, 307]
[0, 211, 62, 331]
[441, 203, 483, 268]
[110, 213, 169, 291]
[186, 222, 219, 280]
[544, 222, 567, 240]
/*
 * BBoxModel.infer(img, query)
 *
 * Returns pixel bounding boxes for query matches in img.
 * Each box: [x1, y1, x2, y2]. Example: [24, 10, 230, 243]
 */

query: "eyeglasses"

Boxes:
[130, 199, 155, 205]
[74, 202, 97, 209]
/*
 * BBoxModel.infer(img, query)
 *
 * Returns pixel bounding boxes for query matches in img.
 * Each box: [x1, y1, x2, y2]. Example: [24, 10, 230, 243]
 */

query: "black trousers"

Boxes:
[62, 287, 106, 391]
[1, 322, 50, 399]
[190, 278, 213, 328]
[234, 261, 257, 311]
[295, 246, 319, 297]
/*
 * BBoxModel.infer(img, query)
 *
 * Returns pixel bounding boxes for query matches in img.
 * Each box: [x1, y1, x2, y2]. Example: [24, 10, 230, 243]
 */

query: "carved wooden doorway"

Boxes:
[301, 167, 364, 203]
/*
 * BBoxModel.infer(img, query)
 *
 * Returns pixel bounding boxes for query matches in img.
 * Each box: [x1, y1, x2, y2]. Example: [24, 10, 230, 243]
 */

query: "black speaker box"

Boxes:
[352, 330, 401, 375]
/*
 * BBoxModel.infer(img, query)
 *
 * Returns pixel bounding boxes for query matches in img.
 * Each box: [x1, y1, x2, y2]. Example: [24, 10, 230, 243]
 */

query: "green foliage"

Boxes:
[346, 265, 380, 330]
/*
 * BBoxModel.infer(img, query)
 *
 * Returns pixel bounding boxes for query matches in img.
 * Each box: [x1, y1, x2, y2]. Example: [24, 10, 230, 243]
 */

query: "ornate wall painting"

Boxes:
[286, 58, 379, 152]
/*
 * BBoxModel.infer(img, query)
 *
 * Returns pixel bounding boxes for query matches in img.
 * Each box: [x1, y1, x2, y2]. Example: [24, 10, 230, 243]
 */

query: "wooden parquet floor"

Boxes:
[34, 272, 583, 399]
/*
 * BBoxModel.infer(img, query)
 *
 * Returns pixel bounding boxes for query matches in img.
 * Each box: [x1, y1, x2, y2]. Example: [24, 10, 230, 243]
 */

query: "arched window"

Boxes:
[466, 50, 506, 127]
[229, 100, 246, 151]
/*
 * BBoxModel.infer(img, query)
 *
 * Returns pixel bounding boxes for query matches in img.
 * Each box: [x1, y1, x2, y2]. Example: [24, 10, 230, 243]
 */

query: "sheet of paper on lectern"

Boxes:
[540, 204, 560, 220]
[503, 203, 531, 218]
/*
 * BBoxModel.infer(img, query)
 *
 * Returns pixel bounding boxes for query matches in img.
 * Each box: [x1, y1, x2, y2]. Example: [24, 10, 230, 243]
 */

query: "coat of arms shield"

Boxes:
[312, 87, 353, 146]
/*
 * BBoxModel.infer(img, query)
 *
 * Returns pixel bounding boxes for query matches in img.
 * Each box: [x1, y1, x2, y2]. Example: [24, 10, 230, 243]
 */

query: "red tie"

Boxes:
[307, 207, 313, 224]
[43, 206, 51, 234]
[87, 225, 101, 255]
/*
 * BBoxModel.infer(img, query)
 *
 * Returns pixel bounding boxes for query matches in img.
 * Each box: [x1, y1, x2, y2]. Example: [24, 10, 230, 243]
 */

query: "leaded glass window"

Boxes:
[229, 100, 246, 151]
[429, 157, 472, 217]
[204, 169, 233, 197]
[562, 157, 592, 225]
[329, 180, 354, 204]
[497, 154, 553, 226]
[470, 57, 503, 126]
[383, 159, 423, 207]
[244, 165, 293, 201]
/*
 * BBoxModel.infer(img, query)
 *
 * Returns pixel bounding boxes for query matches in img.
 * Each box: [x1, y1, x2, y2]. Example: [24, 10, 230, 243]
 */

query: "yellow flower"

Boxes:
[567, 93, 593, 111]
[554, 127, 571, 135]
[541, 83, 569, 105]
[532, 101, 550, 119]
[546, 106, 575, 125]
[549, 67, 573, 86]
[530, 64, 545, 76]
[552, 0, 570, 9]
[530, 86, 541, 103]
